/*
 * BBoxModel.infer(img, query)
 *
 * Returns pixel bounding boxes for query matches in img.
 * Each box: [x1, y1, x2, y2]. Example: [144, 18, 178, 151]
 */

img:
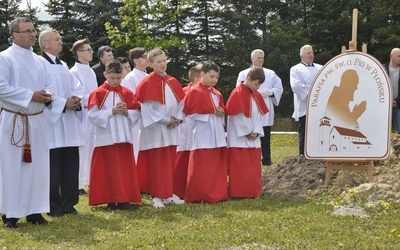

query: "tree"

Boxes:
[43, 0, 84, 65]
[43, 0, 122, 66]
[0, 0, 22, 51]
[106, 0, 190, 80]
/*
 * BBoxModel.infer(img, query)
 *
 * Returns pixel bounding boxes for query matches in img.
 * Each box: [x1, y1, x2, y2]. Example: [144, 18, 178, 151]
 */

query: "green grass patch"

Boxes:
[1, 134, 399, 249]
[271, 133, 298, 163]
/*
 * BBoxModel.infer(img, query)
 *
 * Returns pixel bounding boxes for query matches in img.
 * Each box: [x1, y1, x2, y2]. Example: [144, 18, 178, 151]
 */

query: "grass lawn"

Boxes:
[1, 134, 399, 249]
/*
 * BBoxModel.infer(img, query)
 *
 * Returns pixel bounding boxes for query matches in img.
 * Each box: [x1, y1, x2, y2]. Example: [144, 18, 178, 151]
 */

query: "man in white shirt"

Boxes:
[290, 45, 322, 155]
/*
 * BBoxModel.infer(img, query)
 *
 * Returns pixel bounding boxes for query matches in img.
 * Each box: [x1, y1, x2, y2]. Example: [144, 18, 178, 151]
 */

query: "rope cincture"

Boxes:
[2, 108, 43, 163]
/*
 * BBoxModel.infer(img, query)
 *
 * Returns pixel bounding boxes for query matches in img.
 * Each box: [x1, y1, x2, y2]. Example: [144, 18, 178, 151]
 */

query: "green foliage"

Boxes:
[0, 0, 23, 51]
[5, 0, 400, 113]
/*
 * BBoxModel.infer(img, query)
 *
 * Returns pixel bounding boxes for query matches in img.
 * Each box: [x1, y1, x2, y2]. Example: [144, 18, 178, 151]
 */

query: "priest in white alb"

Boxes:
[0, 17, 53, 228]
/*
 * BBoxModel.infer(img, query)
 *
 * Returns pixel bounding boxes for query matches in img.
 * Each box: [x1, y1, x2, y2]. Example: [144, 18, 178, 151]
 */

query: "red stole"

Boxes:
[225, 83, 269, 117]
[183, 82, 225, 115]
[136, 72, 185, 104]
[88, 83, 140, 110]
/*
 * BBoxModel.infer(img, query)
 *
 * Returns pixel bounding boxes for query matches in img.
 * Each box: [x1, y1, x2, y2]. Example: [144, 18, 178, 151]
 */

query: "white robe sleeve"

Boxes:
[290, 67, 309, 101]
[140, 101, 166, 128]
[230, 114, 252, 137]
[0, 54, 34, 108]
[127, 109, 141, 127]
[176, 101, 185, 120]
[45, 96, 67, 125]
[88, 105, 113, 128]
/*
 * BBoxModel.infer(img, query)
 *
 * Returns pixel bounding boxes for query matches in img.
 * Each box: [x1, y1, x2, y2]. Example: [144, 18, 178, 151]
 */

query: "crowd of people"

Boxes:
[2, 17, 397, 229]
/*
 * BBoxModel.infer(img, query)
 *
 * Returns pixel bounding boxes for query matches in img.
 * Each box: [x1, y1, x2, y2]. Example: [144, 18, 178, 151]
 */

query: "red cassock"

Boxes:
[173, 83, 192, 198]
[135, 72, 185, 198]
[173, 151, 190, 199]
[225, 83, 269, 198]
[88, 84, 141, 205]
[183, 83, 228, 204]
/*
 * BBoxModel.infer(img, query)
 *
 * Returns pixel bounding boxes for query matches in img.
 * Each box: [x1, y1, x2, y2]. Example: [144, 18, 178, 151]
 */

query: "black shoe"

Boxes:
[47, 210, 63, 217]
[117, 202, 139, 211]
[2, 215, 18, 228]
[262, 159, 272, 166]
[63, 208, 78, 216]
[78, 189, 87, 195]
[26, 214, 48, 225]
[106, 203, 117, 211]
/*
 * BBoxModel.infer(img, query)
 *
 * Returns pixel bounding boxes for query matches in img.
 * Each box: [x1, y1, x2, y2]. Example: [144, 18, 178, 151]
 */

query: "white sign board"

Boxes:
[305, 52, 391, 160]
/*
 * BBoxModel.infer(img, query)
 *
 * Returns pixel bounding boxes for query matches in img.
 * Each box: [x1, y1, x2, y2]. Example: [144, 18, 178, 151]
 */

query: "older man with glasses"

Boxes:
[0, 17, 53, 228]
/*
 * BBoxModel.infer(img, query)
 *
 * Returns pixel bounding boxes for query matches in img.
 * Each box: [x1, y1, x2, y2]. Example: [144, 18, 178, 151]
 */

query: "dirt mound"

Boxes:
[262, 136, 400, 203]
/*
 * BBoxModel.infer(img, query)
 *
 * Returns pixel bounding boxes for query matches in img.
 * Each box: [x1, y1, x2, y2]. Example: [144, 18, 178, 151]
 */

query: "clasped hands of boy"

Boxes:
[167, 116, 182, 129]
[112, 102, 128, 116]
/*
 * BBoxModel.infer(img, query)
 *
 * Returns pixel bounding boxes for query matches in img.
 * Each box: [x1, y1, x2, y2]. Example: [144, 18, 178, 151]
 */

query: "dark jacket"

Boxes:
[91, 62, 106, 87]
[383, 63, 400, 108]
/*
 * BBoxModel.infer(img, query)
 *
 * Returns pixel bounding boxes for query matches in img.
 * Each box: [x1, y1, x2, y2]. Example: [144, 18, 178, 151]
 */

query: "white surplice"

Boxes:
[70, 62, 98, 188]
[290, 63, 322, 121]
[189, 92, 226, 150]
[0, 44, 51, 218]
[122, 68, 147, 162]
[122, 68, 147, 94]
[139, 85, 184, 151]
[88, 91, 141, 147]
[227, 98, 264, 148]
[42, 58, 84, 149]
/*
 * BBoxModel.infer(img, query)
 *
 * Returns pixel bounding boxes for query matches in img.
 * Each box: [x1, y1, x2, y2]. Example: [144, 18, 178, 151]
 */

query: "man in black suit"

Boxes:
[91, 46, 114, 86]
[39, 29, 84, 217]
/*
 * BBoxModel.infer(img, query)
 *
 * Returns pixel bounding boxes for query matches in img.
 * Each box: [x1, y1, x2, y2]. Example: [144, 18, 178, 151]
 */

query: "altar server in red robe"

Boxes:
[88, 60, 141, 210]
[183, 61, 228, 204]
[135, 48, 186, 208]
[226, 67, 269, 198]
[173, 64, 202, 199]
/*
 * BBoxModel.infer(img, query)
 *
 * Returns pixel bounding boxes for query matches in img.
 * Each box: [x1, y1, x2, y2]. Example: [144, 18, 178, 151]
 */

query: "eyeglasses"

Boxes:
[79, 48, 94, 53]
[14, 29, 37, 34]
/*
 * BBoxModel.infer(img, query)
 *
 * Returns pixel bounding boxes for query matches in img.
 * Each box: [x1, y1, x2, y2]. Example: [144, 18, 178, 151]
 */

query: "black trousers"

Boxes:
[298, 115, 306, 155]
[49, 147, 79, 214]
[261, 126, 271, 165]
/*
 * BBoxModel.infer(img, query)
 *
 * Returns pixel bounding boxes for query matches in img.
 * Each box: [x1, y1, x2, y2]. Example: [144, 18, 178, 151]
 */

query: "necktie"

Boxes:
[55, 57, 62, 65]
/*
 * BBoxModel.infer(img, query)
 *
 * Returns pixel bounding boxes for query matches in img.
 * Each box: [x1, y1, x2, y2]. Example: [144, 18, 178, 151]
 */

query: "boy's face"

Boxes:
[134, 52, 150, 71]
[201, 70, 219, 87]
[104, 72, 123, 88]
[78, 44, 93, 64]
[245, 77, 262, 91]
[150, 53, 167, 75]
[121, 62, 131, 79]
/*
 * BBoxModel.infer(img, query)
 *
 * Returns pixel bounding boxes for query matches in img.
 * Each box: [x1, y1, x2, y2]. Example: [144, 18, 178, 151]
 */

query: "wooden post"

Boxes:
[351, 9, 358, 50]
[324, 160, 374, 186]
[345, 9, 361, 52]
